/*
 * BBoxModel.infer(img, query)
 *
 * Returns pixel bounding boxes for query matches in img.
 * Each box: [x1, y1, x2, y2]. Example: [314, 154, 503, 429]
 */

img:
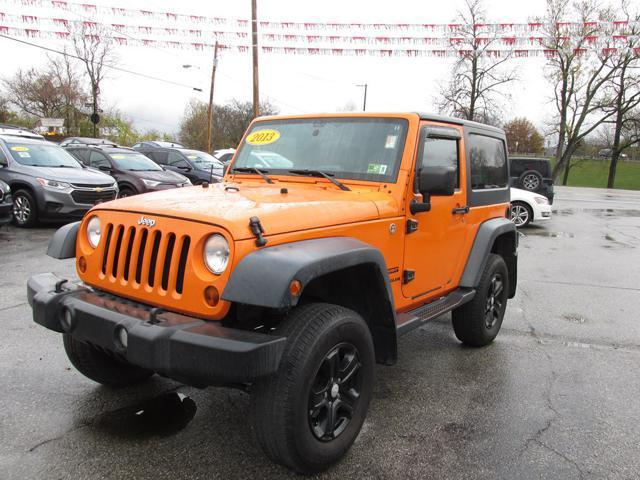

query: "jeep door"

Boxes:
[402, 123, 469, 301]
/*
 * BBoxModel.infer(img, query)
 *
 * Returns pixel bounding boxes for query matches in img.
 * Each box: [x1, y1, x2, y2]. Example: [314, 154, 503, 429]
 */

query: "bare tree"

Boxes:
[48, 51, 88, 136]
[68, 21, 117, 137]
[542, 0, 622, 183]
[600, 2, 640, 188]
[2, 68, 66, 118]
[437, 0, 517, 123]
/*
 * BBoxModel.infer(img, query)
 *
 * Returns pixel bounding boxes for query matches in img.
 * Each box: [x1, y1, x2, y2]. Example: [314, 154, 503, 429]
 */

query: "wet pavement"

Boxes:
[1, 186, 639, 479]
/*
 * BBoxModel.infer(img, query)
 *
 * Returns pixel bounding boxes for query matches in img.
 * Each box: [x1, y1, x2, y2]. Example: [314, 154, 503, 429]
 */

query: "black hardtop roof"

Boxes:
[414, 112, 505, 135]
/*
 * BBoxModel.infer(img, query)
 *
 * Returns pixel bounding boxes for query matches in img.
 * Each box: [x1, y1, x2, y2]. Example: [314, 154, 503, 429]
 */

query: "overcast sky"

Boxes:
[0, 0, 554, 138]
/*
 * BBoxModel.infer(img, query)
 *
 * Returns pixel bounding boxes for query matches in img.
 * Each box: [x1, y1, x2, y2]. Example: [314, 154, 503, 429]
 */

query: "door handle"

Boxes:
[452, 206, 470, 214]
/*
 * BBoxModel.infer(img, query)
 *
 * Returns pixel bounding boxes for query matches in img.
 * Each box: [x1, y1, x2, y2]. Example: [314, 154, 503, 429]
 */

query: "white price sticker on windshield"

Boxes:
[385, 135, 398, 149]
[18, 152, 31, 158]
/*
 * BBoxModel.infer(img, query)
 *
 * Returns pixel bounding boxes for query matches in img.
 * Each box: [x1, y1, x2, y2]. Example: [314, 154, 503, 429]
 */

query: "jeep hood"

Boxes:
[96, 182, 395, 240]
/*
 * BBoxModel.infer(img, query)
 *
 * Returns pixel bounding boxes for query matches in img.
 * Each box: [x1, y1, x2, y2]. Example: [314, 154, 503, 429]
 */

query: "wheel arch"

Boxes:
[222, 237, 398, 365]
[460, 217, 518, 298]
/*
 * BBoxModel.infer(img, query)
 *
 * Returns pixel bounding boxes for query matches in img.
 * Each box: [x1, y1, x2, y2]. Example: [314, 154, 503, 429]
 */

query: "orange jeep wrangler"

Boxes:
[28, 112, 517, 473]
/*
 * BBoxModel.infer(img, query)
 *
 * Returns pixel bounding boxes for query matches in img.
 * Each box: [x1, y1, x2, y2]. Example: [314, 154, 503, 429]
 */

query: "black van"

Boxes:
[509, 157, 554, 204]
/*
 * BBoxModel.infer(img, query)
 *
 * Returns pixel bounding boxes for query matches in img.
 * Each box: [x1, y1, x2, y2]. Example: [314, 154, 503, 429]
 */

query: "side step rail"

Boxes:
[395, 288, 475, 336]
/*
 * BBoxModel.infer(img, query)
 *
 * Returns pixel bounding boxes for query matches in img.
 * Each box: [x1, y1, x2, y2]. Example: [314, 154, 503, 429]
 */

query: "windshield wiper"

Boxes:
[232, 166, 274, 184]
[288, 169, 350, 191]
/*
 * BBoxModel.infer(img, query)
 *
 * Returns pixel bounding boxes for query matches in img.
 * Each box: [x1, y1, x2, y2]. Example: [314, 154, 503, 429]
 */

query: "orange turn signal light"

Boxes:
[78, 256, 87, 273]
[289, 279, 302, 297]
[204, 286, 220, 307]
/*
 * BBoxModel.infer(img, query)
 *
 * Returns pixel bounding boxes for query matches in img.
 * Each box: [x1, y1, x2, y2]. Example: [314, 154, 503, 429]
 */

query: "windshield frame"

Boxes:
[6, 142, 83, 168]
[231, 117, 409, 184]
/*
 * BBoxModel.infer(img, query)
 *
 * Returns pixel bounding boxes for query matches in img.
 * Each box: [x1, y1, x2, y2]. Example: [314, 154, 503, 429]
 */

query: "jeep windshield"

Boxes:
[109, 152, 162, 171]
[7, 142, 82, 168]
[232, 118, 408, 182]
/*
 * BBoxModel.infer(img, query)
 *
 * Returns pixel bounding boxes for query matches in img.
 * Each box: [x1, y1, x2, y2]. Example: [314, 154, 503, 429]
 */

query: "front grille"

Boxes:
[100, 223, 191, 295]
[71, 183, 114, 188]
[71, 190, 117, 205]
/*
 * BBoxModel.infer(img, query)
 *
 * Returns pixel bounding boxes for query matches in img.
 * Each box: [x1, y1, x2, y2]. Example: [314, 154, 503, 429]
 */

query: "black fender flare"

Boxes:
[47, 221, 80, 259]
[459, 217, 518, 297]
[222, 237, 398, 365]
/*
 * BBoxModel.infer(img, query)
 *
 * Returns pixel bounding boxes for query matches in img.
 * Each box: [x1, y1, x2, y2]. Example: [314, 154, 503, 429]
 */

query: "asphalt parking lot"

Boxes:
[1, 185, 639, 479]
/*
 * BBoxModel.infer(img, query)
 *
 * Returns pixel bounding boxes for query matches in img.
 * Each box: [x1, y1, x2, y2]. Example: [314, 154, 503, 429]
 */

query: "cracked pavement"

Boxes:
[1, 186, 639, 479]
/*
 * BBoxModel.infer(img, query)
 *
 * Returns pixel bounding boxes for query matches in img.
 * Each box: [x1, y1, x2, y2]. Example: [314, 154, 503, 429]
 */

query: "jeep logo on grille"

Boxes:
[137, 216, 156, 227]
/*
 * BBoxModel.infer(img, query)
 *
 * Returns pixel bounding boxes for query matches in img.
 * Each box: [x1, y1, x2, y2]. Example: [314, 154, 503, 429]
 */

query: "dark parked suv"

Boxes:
[133, 145, 224, 184]
[65, 145, 191, 197]
[509, 157, 554, 204]
[0, 128, 117, 227]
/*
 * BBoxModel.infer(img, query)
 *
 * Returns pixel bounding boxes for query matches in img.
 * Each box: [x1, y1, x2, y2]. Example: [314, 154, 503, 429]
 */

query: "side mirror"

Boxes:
[98, 165, 112, 172]
[178, 165, 192, 172]
[223, 163, 231, 175]
[418, 166, 456, 197]
[411, 166, 456, 214]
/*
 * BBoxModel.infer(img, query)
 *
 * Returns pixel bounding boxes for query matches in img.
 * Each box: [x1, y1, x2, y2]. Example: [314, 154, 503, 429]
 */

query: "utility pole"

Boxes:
[356, 83, 368, 111]
[206, 41, 219, 154]
[251, 0, 260, 118]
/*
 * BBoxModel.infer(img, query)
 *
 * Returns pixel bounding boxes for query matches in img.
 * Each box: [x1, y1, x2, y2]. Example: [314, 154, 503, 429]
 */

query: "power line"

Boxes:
[0, 34, 203, 91]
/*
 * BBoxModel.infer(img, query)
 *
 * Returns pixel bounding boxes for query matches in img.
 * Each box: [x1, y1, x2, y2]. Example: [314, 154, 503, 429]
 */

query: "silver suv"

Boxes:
[0, 127, 118, 227]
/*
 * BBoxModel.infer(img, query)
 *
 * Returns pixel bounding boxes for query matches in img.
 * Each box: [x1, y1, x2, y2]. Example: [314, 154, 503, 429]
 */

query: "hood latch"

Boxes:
[249, 216, 267, 247]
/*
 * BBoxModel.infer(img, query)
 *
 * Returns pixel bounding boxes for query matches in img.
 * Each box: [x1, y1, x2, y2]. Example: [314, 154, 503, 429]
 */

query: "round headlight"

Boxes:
[86, 216, 102, 248]
[204, 234, 229, 275]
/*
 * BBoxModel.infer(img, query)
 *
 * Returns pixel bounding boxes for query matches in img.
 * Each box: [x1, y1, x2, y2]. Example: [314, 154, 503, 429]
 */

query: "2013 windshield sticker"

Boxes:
[111, 154, 125, 159]
[11, 146, 28, 151]
[246, 129, 280, 145]
[367, 163, 388, 175]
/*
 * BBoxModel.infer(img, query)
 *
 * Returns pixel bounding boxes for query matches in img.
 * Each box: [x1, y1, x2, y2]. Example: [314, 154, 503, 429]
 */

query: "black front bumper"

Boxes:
[27, 273, 286, 386]
[0, 197, 12, 225]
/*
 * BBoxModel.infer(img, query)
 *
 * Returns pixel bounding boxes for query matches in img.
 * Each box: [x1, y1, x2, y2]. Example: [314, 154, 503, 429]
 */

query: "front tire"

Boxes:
[63, 334, 153, 387]
[510, 201, 532, 228]
[251, 303, 375, 474]
[452, 254, 508, 347]
[117, 187, 136, 198]
[12, 189, 37, 227]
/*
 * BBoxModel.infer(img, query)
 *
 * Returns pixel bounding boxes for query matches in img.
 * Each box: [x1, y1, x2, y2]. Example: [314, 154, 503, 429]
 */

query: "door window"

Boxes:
[167, 152, 189, 169]
[88, 151, 111, 169]
[419, 137, 459, 188]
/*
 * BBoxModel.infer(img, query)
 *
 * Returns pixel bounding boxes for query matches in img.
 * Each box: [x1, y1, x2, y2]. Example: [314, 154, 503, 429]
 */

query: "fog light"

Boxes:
[60, 308, 73, 331]
[204, 286, 219, 307]
[116, 326, 128, 349]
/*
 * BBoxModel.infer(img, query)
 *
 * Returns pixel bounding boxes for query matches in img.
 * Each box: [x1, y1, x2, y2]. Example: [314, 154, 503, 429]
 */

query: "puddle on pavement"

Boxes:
[522, 230, 574, 238]
[94, 392, 196, 439]
[553, 208, 640, 218]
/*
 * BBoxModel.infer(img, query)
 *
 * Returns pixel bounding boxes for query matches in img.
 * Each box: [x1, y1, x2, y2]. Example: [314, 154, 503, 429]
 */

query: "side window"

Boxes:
[167, 152, 189, 168]
[88, 151, 110, 169]
[147, 151, 167, 164]
[0, 148, 7, 165]
[469, 135, 508, 190]
[420, 137, 459, 188]
[69, 148, 89, 164]
[219, 153, 233, 163]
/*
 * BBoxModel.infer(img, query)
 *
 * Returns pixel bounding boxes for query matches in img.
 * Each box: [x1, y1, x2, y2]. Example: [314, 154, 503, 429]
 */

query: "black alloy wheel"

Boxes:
[308, 342, 363, 442]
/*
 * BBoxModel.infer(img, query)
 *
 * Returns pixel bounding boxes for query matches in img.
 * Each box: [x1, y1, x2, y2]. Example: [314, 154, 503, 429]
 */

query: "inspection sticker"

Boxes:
[246, 129, 280, 146]
[385, 135, 398, 149]
[367, 163, 388, 175]
[10, 146, 28, 151]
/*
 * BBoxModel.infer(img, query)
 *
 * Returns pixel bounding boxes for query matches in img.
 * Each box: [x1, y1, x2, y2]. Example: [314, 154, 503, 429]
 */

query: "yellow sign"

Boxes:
[111, 154, 125, 159]
[10, 146, 29, 151]
[246, 129, 280, 146]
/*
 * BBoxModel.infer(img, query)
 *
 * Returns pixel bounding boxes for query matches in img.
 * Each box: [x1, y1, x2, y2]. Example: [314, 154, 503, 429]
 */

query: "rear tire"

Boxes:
[452, 254, 508, 347]
[12, 189, 37, 227]
[63, 334, 153, 387]
[251, 303, 375, 474]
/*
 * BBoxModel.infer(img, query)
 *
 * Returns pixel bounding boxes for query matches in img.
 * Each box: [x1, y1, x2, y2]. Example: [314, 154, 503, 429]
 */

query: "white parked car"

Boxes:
[509, 187, 552, 227]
